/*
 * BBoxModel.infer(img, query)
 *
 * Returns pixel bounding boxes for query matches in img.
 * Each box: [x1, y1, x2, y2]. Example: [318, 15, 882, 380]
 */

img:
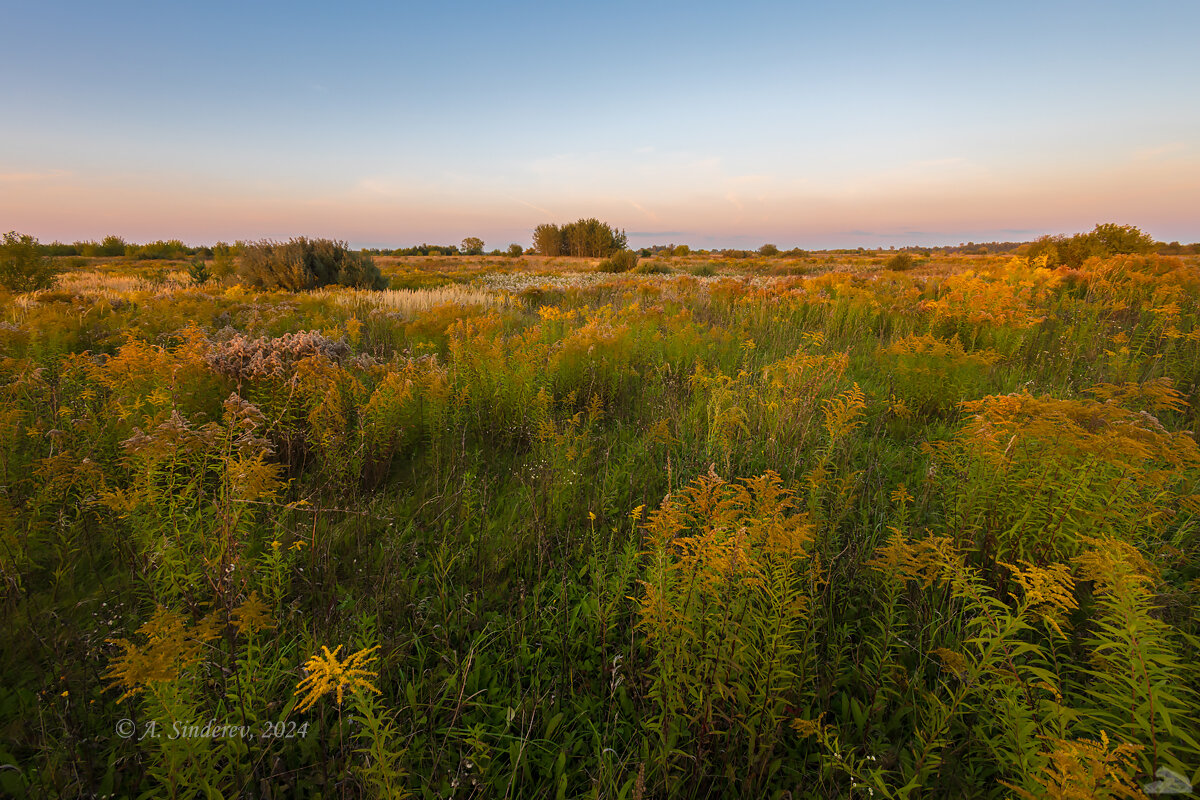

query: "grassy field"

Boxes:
[2, 251, 1199, 798]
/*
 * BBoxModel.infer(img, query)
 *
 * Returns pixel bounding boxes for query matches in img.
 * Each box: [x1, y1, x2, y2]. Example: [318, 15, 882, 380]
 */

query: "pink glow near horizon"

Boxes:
[3, 153, 1197, 249]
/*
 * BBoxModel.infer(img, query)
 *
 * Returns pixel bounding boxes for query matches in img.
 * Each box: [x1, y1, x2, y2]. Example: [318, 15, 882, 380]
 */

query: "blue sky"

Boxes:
[2, 0, 1198, 249]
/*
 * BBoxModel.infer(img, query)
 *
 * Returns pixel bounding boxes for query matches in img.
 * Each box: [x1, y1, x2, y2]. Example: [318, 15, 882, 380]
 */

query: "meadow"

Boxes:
[1, 248, 1199, 798]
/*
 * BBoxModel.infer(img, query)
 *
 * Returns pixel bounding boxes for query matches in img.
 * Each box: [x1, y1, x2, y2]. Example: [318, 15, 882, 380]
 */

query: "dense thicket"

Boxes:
[1026, 223, 1158, 268]
[237, 237, 387, 290]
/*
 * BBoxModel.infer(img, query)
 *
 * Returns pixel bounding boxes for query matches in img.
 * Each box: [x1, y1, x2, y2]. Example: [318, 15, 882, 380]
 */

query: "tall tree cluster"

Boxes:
[532, 219, 627, 257]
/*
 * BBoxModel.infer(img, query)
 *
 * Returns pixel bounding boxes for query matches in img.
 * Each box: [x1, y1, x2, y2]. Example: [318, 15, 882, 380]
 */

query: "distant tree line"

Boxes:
[382, 244, 463, 256]
[532, 219, 628, 257]
[32, 235, 210, 260]
[1158, 241, 1200, 255]
[685, 246, 810, 259]
[640, 244, 691, 257]
[13, 223, 1197, 273]
[632, 244, 812, 258]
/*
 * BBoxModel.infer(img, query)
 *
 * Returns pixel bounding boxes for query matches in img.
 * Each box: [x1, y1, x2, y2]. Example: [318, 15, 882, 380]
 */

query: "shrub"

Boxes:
[95, 234, 127, 257]
[634, 261, 671, 275]
[506, 244, 523, 257]
[1027, 223, 1159, 269]
[886, 252, 916, 271]
[758, 243, 780, 257]
[237, 237, 387, 291]
[187, 256, 210, 286]
[210, 242, 238, 279]
[597, 249, 639, 273]
[0, 231, 59, 292]
[688, 263, 717, 277]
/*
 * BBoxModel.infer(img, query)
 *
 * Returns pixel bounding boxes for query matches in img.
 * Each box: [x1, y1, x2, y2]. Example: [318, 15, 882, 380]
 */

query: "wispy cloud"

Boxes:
[513, 198, 555, 217]
[628, 200, 658, 222]
[1133, 142, 1187, 161]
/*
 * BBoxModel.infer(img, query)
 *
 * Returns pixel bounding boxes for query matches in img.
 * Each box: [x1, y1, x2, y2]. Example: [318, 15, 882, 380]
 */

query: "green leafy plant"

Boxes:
[0, 231, 59, 292]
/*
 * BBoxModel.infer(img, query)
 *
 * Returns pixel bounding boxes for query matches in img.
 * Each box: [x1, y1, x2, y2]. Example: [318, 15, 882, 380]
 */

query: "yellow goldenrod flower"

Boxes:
[294, 645, 380, 713]
[104, 607, 221, 702]
[231, 592, 274, 636]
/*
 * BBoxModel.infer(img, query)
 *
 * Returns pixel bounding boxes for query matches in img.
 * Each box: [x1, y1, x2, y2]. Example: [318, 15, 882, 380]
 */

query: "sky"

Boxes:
[2, 0, 1198, 250]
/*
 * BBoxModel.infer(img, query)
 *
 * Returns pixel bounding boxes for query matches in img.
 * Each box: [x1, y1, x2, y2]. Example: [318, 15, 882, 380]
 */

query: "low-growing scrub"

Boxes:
[597, 248, 639, 272]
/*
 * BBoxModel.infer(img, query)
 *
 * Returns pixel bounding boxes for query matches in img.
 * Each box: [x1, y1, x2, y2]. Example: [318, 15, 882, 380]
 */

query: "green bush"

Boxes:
[210, 242, 238, 279]
[597, 249, 639, 273]
[886, 252, 916, 271]
[237, 237, 387, 291]
[1026, 223, 1158, 268]
[634, 261, 671, 274]
[76, 234, 128, 258]
[0, 231, 59, 292]
[187, 256, 210, 286]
